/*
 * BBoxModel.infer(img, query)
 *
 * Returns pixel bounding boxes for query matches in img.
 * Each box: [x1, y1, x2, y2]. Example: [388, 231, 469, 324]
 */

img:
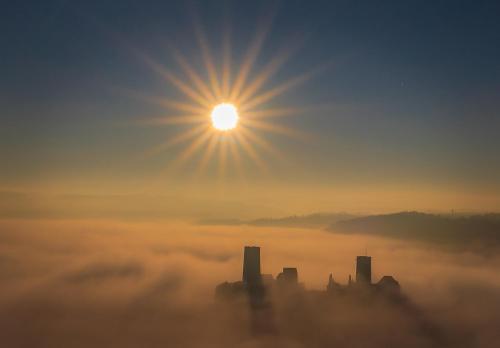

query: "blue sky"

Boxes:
[1, 0, 499, 215]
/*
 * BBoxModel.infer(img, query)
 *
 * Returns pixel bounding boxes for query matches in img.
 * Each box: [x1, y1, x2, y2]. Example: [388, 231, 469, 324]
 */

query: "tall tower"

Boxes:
[242, 246, 261, 285]
[356, 256, 372, 284]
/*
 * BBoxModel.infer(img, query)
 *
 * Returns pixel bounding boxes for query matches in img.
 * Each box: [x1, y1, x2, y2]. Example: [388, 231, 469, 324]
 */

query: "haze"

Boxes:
[1, 1, 500, 347]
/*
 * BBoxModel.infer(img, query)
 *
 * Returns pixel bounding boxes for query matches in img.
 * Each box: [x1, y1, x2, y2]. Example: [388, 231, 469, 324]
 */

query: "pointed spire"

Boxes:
[327, 273, 335, 291]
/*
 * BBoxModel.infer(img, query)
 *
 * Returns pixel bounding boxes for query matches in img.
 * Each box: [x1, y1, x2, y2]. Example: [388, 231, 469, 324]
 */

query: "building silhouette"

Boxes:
[276, 267, 298, 284]
[377, 275, 400, 293]
[326, 274, 341, 291]
[215, 246, 401, 335]
[217, 247, 400, 298]
[356, 256, 372, 284]
[243, 246, 261, 286]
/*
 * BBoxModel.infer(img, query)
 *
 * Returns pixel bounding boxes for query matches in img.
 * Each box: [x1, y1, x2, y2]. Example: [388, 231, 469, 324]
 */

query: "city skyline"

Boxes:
[217, 245, 400, 294]
[217, 246, 404, 337]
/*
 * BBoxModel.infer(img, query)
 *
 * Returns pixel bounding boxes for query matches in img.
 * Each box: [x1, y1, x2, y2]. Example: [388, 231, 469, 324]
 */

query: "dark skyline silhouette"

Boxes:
[215, 246, 458, 343]
[217, 246, 401, 299]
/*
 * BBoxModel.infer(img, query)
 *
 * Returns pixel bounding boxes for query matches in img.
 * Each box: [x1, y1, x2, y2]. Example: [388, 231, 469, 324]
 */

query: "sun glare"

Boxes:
[133, 13, 321, 174]
[211, 103, 239, 131]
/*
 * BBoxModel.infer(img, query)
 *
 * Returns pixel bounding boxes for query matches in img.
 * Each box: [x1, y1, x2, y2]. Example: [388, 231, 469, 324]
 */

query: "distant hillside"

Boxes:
[330, 212, 500, 250]
[249, 213, 359, 228]
[199, 211, 500, 251]
[199, 213, 358, 228]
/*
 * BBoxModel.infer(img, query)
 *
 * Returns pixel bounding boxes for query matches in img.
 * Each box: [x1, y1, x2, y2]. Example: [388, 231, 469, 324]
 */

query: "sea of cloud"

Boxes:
[0, 219, 499, 347]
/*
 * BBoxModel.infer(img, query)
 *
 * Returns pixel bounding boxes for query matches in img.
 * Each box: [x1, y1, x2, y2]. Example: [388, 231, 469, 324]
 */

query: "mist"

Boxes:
[1, 219, 499, 347]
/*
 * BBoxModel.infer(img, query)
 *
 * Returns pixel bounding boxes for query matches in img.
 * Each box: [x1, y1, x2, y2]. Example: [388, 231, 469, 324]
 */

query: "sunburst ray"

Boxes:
[240, 69, 319, 112]
[141, 114, 205, 126]
[239, 127, 285, 161]
[228, 135, 244, 177]
[234, 131, 266, 170]
[241, 118, 308, 140]
[243, 103, 337, 120]
[171, 128, 214, 168]
[170, 46, 216, 103]
[237, 38, 304, 105]
[192, 12, 222, 100]
[128, 6, 326, 175]
[114, 87, 208, 115]
[217, 137, 229, 177]
[196, 134, 219, 174]
[144, 124, 209, 158]
[221, 26, 232, 99]
[155, 67, 212, 108]
[242, 106, 302, 119]
[228, 12, 274, 102]
[137, 50, 212, 108]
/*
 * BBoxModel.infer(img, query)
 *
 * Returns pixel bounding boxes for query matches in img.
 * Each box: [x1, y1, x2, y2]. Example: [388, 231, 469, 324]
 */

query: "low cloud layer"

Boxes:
[1, 219, 499, 347]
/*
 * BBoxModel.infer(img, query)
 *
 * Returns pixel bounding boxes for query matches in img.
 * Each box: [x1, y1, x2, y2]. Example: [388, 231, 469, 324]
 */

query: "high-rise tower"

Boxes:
[242, 246, 261, 285]
[356, 256, 372, 284]
[276, 267, 298, 285]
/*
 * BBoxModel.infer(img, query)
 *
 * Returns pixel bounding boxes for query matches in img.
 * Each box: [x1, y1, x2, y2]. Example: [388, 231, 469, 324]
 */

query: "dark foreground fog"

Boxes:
[1, 219, 500, 347]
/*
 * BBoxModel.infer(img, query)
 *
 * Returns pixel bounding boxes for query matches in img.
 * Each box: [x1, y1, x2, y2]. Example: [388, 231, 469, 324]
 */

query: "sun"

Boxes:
[131, 12, 325, 174]
[211, 103, 238, 131]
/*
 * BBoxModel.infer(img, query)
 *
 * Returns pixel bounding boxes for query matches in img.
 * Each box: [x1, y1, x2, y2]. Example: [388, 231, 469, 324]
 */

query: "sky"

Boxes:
[1, 0, 500, 218]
